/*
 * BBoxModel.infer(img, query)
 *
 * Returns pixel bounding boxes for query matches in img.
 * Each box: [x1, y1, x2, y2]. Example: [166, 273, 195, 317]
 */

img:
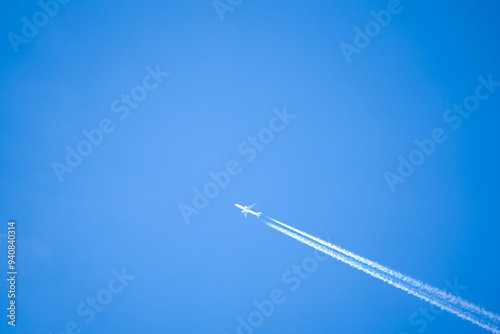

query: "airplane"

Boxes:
[234, 203, 261, 219]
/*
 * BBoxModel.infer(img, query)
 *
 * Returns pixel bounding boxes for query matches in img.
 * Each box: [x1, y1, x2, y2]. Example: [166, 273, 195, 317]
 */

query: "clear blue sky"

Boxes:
[1, 1, 499, 333]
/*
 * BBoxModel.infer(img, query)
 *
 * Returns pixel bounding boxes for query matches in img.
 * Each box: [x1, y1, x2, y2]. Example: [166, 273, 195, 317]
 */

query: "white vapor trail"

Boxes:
[263, 216, 500, 333]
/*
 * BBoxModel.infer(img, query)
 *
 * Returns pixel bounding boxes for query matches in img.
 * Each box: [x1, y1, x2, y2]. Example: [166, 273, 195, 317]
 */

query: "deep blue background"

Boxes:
[1, 1, 499, 333]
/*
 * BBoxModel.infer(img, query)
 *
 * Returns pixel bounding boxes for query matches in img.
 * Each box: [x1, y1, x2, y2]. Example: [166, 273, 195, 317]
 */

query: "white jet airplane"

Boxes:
[234, 203, 261, 219]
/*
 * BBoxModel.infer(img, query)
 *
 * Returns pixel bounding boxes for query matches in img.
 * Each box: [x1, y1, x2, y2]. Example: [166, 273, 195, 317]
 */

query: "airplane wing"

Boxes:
[247, 203, 257, 209]
[243, 211, 248, 218]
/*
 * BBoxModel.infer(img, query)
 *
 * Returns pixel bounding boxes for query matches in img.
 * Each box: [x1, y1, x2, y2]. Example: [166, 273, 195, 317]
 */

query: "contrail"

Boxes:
[262, 216, 500, 333]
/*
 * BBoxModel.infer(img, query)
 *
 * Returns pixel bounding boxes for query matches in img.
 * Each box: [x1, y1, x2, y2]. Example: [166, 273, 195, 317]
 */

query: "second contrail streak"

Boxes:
[262, 216, 500, 333]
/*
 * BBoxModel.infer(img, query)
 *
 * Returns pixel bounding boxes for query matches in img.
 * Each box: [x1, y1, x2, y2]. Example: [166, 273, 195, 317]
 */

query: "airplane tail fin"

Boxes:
[256, 212, 261, 218]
